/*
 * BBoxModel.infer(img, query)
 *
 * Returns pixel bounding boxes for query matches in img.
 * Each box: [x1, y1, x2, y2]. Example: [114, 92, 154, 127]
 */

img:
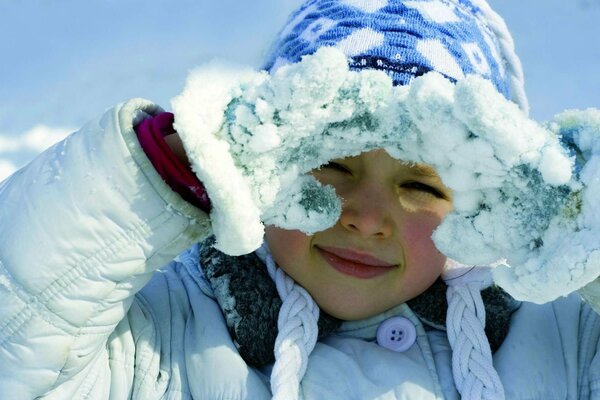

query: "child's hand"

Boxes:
[416, 74, 600, 304]
[565, 112, 600, 309]
[548, 110, 600, 302]
[171, 48, 401, 255]
[490, 109, 600, 304]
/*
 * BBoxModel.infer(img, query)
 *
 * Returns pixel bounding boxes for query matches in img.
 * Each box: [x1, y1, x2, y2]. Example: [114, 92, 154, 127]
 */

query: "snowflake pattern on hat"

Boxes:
[264, 0, 509, 97]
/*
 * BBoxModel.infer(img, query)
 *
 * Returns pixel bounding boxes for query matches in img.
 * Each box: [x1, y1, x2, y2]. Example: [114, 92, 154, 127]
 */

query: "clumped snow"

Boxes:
[173, 47, 600, 303]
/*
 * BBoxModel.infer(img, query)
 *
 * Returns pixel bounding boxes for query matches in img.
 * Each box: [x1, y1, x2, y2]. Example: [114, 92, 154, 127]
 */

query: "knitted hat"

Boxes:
[259, 1, 525, 399]
[264, 0, 528, 113]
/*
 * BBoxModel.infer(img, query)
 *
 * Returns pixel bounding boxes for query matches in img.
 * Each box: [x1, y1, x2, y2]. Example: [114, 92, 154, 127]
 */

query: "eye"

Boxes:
[320, 161, 352, 174]
[402, 181, 445, 199]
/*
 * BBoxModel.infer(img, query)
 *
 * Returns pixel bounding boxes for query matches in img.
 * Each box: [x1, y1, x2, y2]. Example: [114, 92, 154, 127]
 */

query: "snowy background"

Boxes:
[1, 0, 599, 181]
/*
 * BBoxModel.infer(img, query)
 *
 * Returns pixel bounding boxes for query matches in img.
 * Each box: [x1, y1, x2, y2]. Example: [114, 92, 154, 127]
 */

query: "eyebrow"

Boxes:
[403, 162, 440, 178]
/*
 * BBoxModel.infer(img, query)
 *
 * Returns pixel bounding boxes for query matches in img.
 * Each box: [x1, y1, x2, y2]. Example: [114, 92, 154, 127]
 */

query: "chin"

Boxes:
[320, 302, 394, 321]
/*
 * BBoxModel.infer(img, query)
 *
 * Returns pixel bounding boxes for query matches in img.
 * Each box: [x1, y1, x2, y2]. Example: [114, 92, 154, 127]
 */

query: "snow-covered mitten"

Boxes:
[405, 73, 600, 304]
[171, 48, 403, 255]
[550, 111, 600, 307]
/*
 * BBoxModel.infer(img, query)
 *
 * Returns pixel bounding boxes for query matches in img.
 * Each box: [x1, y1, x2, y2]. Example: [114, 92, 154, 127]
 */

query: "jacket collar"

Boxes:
[198, 238, 520, 367]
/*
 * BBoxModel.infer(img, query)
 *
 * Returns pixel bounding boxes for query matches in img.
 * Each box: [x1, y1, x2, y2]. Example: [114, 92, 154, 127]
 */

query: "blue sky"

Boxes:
[0, 0, 599, 178]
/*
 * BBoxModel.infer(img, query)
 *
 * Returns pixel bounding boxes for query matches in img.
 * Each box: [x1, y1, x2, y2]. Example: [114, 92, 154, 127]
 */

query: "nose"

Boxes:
[338, 180, 394, 238]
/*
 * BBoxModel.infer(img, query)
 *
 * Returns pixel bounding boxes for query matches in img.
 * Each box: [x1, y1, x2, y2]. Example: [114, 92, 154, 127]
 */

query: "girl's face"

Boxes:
[265, 149, 453, 320]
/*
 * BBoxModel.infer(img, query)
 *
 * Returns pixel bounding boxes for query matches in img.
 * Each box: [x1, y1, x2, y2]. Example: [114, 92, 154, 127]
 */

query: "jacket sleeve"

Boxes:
[579, 279, 600, 316]
[0, 98, 212, 398]
[566, 279, 600, 397]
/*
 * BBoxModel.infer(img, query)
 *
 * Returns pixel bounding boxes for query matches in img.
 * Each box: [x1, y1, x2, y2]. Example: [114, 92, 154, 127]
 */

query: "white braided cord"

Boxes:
[446, 282, 505, 400]
[469, 0, 529, 115]
[256, 243, 320, 400]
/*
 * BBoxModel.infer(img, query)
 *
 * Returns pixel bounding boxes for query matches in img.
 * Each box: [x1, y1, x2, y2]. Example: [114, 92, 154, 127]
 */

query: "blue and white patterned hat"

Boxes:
[264, 0, 511, 98]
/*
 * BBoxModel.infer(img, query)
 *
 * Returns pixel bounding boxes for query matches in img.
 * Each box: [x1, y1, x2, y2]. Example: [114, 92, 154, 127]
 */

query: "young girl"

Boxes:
[2, 1, 600, 399]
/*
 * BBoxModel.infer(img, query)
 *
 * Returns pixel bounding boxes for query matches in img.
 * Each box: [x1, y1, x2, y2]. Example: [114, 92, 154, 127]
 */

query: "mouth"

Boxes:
[316, 246, 398, 279]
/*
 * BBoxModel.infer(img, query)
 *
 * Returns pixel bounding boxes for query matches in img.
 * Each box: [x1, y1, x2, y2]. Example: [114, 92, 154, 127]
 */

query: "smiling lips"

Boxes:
[316, 246, 397, 279]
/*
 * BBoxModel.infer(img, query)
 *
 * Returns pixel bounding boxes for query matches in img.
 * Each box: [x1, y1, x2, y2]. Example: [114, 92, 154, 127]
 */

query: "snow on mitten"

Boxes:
[403, 73, 600, 304]
[171, 48, 403, 255]
[484, 109, 600, 303]
[551, 110, 600, 308]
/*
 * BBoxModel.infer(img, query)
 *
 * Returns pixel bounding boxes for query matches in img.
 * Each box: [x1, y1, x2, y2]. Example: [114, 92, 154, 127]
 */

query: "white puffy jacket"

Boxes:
[2, 99, 600, 400]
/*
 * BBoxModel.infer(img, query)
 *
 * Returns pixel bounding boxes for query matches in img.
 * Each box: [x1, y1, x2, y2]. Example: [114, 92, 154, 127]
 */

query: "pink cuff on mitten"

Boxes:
[134, 112, 211, 212]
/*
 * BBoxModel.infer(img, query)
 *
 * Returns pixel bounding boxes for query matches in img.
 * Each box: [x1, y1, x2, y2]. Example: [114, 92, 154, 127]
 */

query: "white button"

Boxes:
[376, 316, 416, 352]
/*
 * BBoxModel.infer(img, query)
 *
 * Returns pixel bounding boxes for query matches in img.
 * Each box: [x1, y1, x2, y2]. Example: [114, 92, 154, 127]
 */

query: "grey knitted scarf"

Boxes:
[198, 237, 520, 367]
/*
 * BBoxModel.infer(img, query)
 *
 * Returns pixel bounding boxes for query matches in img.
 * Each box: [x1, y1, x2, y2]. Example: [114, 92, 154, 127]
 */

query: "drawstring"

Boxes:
[256, 243, 319, 400]
[445, 264, 505, 399]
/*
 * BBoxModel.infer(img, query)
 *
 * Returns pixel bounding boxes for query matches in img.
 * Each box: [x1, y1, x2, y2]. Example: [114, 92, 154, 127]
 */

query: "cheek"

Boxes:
[265, 227, 312, 268]
[400, 212, 446, 266]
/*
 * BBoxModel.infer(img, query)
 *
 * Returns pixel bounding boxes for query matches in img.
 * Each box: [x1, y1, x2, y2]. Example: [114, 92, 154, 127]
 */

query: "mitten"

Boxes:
[408, 74, 599, 304]
[171, 48, 403, 255]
